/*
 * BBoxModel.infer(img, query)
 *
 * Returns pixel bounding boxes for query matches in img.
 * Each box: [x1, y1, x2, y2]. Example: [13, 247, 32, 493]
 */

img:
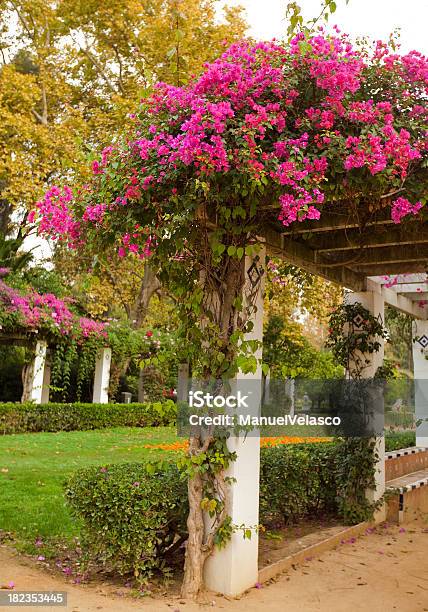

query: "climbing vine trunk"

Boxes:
[21, 361, 33, 402]
[181, 456, 206, 598]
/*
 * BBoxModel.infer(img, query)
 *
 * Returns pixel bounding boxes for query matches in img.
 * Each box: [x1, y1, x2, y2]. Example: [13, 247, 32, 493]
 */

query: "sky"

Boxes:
[224, 0, 428, 54]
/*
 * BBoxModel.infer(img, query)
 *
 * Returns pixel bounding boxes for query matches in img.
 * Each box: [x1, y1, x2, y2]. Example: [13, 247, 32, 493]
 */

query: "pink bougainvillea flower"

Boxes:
[34, 32, 427, 261]
[391, 197, 423, 224]
[0, 279, 106, 343]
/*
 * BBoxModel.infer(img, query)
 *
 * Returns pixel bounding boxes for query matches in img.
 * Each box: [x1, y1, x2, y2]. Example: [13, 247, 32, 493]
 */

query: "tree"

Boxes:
[36, 31, 428, 597]
[265, 258, 343, 350]
[264, 314, 343, 379]
[58, 0, 246, 90]
[385, 306, 414, 377]
[285, 0, 350, 40]
[0, 0, 247, 364]
[0, 51, 83, 233]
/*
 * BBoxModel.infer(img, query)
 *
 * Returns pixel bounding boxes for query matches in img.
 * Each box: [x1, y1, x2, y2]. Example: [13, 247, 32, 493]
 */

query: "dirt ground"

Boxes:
[1, 520, 428, 612]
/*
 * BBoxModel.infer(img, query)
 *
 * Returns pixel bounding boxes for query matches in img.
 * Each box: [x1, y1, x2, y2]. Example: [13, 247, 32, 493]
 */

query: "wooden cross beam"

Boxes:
[311, 226, 428, 254]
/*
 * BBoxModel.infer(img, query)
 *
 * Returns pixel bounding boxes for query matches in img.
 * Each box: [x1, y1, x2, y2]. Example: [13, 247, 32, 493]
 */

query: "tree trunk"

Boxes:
[130, 262, 161, 329]
[109, 262, 161, 394]
[137, 367, 145, 402]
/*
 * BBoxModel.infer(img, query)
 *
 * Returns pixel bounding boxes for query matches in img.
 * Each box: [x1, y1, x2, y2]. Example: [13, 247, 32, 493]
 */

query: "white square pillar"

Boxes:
[346, 291, 385, 377]
[412, 320, 428, 447]
[346, 291, 385, 504]
[41, 359, 51, 404]
[203, 248, 265, 596]
[28, 341, 47, 404]
[92, 347, 111, 404]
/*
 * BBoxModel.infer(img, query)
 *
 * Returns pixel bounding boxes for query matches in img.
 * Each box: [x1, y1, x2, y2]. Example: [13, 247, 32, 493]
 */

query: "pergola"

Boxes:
[264, 202, 428, 320]
[0, 332, 112, 404]
[204, 204, 428, 596]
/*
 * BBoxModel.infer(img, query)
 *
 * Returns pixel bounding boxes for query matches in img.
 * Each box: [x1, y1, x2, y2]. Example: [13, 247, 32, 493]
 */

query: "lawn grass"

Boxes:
[0, 426, 178, 551]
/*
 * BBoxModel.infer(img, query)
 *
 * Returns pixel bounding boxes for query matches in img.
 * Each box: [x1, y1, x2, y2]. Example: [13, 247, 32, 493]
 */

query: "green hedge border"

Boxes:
[0, 400, 177, 434]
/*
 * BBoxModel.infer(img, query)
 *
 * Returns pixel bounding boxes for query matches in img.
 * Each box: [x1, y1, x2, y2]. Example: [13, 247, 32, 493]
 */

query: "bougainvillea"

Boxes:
[35, 30, 427, 255]
[0, 278, 107, 342]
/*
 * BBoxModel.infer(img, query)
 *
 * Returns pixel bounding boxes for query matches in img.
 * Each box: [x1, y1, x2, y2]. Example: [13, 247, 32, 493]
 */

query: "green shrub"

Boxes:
[385, 410, 415, 429]
[0, 400, 176, 434]
[259, 443, 339, 525]
[65, 439, 378, 582]
[259, 439, 376, 527]
[65, 462, 188, 582]
[385, 430, 415, 451]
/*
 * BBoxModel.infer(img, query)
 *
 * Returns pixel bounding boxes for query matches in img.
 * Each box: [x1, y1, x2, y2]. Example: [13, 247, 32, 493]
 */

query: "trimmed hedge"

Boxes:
[385, 410, 415, 429]
[0, 400, 177, 434]
[259, 443, 339, 527]
[260, 439, 377, 526]
[65, 439, 377, 581]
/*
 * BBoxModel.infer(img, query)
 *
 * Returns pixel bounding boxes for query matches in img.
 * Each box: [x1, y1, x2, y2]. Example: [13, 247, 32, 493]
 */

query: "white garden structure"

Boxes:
[204, 205, 428, 595]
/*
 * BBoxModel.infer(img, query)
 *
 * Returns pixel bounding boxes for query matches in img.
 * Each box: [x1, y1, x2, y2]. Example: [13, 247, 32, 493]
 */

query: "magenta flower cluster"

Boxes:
[35, 31, 427, 254]
[34, 186, 81, 247]
[390, 196, 423, 224]
[0, 279, 107, 341]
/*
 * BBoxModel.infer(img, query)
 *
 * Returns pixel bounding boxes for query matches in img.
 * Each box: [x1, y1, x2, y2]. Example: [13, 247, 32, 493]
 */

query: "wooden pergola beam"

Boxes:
[0, 333, 33, 347]
[370, 273, 427, 283]
[366, 279, 427, 319]
[280, 210, 397, 236]
[318, 244, 428, 267]
[400, 292, 428, 301]
[386, 284, 428, 293]
[312, 227, 428, 254]
[264, 207, 428, 318]
[264, 225, 367, 291]
[353, 262, 427, 276]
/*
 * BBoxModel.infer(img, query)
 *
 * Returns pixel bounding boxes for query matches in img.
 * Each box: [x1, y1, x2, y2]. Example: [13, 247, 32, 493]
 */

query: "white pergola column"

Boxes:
[346, 291, 385, 504]
[412, 320, 428, 447]
[203, 248, 265, 596]
[92, 347, 111, 403]
[29, 340, 48, 404]
[41, 358, 51, 404]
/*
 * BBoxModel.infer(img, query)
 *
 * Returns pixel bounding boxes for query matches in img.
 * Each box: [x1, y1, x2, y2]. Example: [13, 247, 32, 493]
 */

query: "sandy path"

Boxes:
[1, 521, 428, 612]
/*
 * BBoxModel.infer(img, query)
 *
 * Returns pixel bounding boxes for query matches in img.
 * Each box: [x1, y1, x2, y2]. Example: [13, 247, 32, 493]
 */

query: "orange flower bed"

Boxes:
[260, 436, 330, 447]
[144, 440, 189, 451]
[143, 437, 330, 452]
